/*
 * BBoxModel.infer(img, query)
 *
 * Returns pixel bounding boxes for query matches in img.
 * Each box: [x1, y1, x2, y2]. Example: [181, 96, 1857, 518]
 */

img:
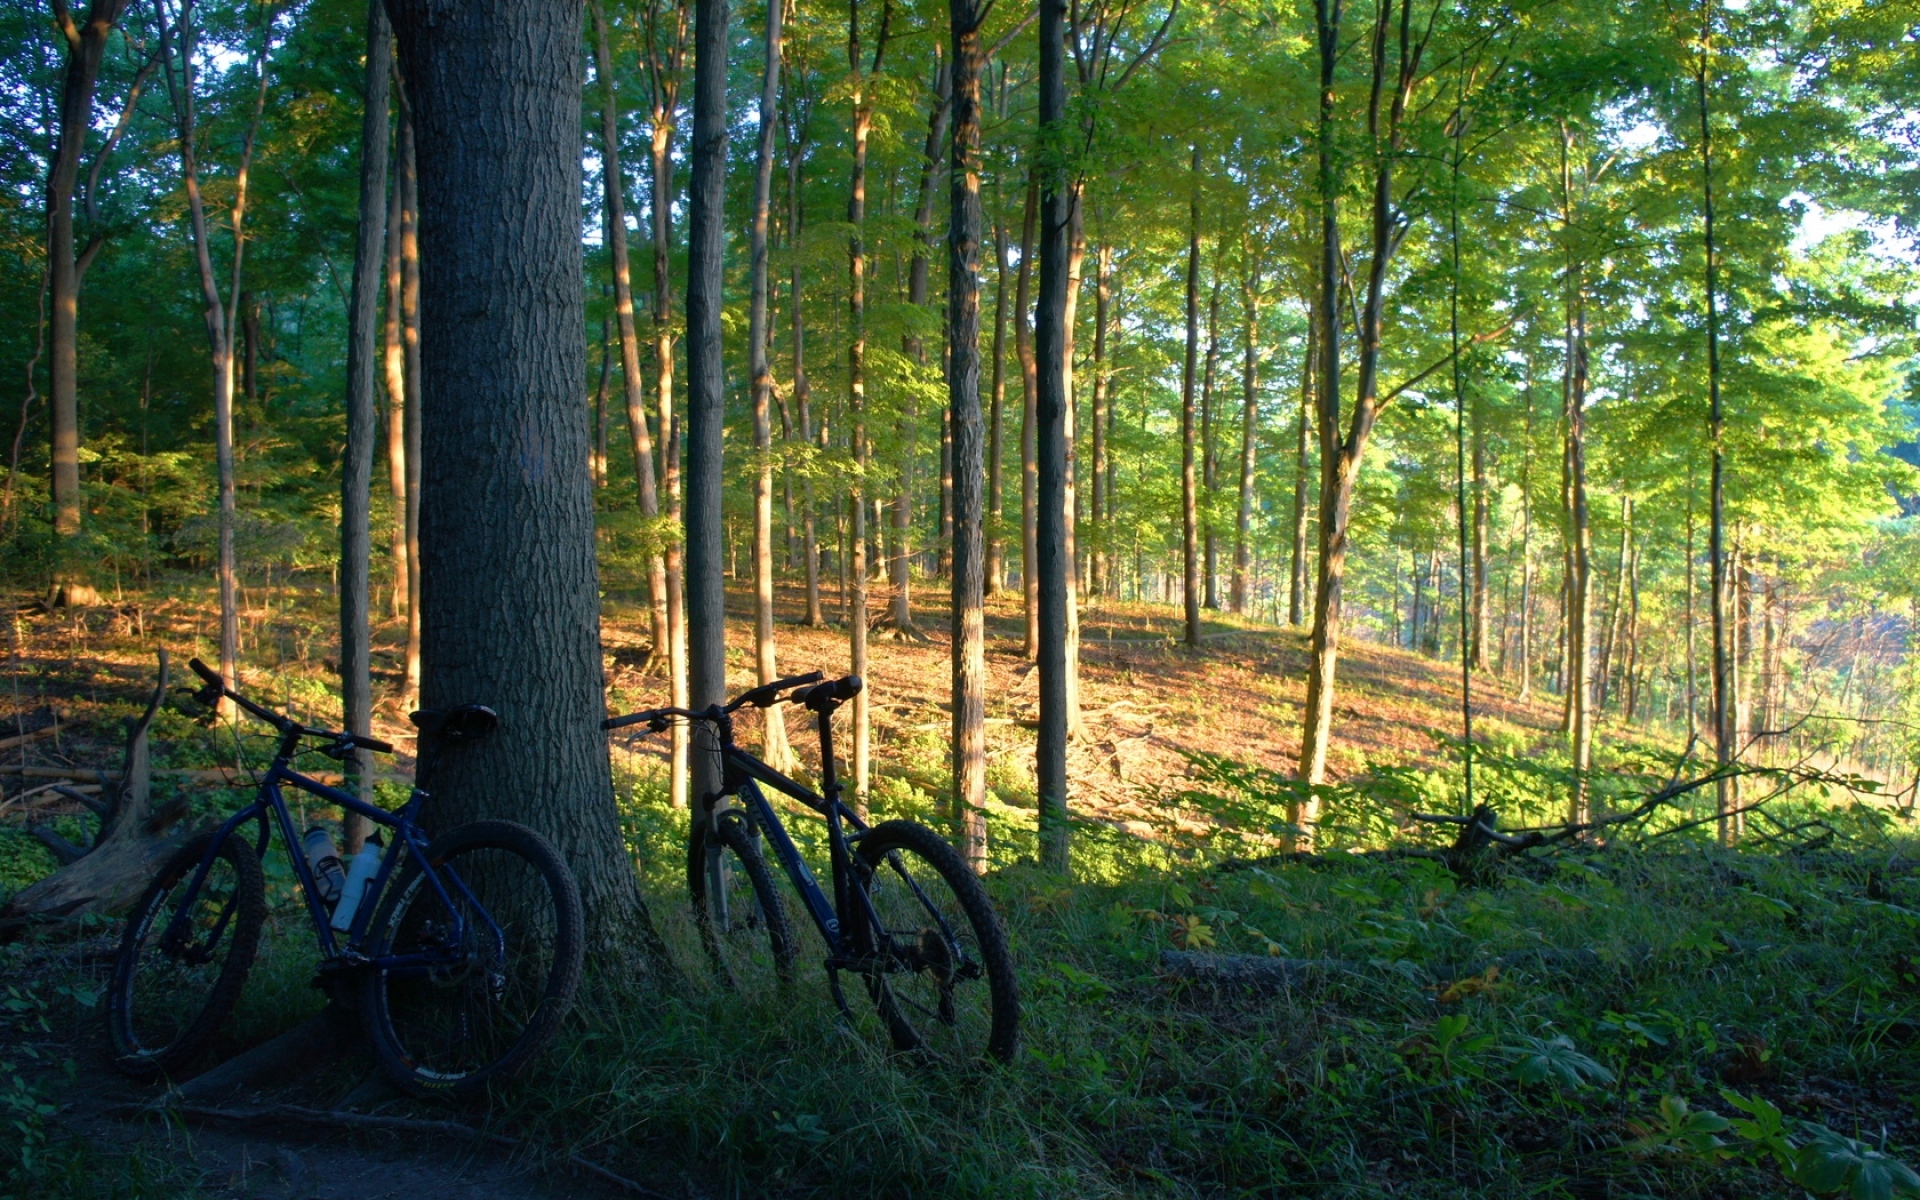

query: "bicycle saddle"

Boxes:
[409, 704, 500, 742]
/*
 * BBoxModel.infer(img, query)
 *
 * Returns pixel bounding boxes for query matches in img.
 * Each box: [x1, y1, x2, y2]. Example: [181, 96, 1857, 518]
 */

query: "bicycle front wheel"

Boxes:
[106, 832, 266, 1078]
[361, 820, 584, 1097]
[687, 809, 796, 996]
[855, 820, 1019, 1065]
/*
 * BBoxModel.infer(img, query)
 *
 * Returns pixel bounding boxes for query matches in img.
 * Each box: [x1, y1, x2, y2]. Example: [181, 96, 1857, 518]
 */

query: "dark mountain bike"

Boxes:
[106, 658, 584, 1097]
[605, 672, 1019, 1065]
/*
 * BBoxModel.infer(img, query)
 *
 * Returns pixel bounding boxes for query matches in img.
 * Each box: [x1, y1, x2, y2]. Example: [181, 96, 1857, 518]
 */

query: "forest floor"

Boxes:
[3, 578, 1917, 1198]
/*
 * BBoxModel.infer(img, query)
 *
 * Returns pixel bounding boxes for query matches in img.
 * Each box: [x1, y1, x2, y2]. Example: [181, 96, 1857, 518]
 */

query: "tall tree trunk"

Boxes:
[47, 0, 135, 547]
[592, 0, 670, 677]
[400, 118, 424, 699]
[887, 58, 950, 636]
[1017, 171, 1039, 660]
[646, 0, 691, 808]
[1470, 392, 1490, 674]
[1231, 265, 1259, 616]
[1289, 308, 1313, 627]
[846, 0, 891, 806]
[1201, 278, 1221, 611]
[1699, 0, 1735, 845]
[1685, 475, 1697, 736]
[684, 0, 729, 807]
[786, 83, 822, 628]
[163, 0, 268, 713]
[1035, 0, 1072, 870]
[949, 0, 988, 871]
[383, 111, 409, 621]
[745, 0, 792, 768]
[387, 0, 669, 968]
[340, 0, 392, 846]
[1089, 243, 1111, 600]
[1298, 0, 1426, 843]
[1517, 369, 1534, 700]
[1181, 146, 1202, 648]
[986, 196, 1008, 595]
[1561, 125, 1593, 825]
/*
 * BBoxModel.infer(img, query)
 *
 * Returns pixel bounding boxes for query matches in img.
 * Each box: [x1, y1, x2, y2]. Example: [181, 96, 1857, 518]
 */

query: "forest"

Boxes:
[2, 0, 1919, 1196]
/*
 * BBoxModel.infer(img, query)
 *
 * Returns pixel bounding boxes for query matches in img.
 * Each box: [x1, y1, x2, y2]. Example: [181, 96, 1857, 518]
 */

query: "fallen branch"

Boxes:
[117, 1101, 665, 1198]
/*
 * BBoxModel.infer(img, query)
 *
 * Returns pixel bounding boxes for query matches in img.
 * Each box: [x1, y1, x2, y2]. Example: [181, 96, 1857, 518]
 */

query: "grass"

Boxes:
[4, 584, 1919, 1197]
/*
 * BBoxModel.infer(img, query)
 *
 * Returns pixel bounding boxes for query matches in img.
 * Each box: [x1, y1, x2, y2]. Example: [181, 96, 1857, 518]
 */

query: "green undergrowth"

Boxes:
[7, 689, 1919, 1196]
[441, 770, 1920, 1199]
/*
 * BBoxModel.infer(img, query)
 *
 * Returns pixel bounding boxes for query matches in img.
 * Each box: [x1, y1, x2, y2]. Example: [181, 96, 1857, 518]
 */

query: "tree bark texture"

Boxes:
[948, 0, 988, 871]
[339, 0, 392, 835]
[1035, 0, 1072, 871]
[1017, 171, 1039, 660]
[47, 0, 134, 542]
[685, 0, 731, 811]
[387, 0, 666, 967]
[1181, 149, 1202, 648]
[399, 117, 424, 698]
[592, 0, 671, 678]
[986, 197, 1008, 595]
[745, 0, 791, 769]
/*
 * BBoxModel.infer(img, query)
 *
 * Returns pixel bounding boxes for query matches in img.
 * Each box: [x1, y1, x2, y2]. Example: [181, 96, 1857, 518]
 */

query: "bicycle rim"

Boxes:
[367, 838, 568, 1088]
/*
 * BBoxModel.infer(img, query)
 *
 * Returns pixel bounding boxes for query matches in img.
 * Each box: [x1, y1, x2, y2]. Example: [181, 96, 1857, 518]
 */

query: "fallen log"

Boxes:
[1, 651, 196, 930]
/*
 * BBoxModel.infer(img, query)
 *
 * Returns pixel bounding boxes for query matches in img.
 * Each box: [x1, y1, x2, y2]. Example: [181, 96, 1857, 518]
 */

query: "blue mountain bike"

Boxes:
[106, 659, 584, 1096]
[606, 672, 1019, 1065]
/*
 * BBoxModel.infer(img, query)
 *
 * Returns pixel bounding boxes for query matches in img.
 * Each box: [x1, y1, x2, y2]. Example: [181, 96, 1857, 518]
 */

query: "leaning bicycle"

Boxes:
[605, 672, 1019, 1065]
[106, 658, 584, 1096]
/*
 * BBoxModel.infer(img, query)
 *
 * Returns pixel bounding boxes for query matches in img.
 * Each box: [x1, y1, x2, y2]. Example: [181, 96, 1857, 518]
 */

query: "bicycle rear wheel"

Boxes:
[687, 809, 796, 996]
[360, 819, 583, 1097]
[854, 820, 1019, 1065]
[106, 832, 266, 1078]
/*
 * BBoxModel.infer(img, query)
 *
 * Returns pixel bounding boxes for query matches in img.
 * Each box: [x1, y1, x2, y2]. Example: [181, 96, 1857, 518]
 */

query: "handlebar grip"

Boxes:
[189, 657, 222, 688]
[797, 674, 863, 712]
[350, 732, 393, 754]
[603, 710, 659, 731]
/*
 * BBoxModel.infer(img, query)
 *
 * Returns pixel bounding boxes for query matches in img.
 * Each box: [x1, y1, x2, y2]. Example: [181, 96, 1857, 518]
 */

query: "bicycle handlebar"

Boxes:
[602, 671, 858, 732]
[187, 657, 394, 755]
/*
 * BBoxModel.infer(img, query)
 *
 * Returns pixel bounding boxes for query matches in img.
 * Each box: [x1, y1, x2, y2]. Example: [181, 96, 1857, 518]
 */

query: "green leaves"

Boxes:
[1503, 1033, 1616, 1090]
[1790, 1127, 1920, 1200]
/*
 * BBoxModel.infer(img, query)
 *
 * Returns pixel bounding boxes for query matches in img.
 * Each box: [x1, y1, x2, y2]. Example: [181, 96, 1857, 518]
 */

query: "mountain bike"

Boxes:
[106, 658, 584, 1097]
[605, 672, 1019, 1065]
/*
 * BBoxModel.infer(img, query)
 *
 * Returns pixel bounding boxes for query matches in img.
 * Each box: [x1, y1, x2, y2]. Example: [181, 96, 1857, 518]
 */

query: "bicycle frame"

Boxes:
[162, 722, 499, 974]
[702, 703, 965, 976]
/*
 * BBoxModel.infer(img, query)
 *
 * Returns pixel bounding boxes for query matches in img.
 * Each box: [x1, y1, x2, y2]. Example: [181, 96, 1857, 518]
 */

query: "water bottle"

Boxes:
[329, 833, 385, 932]
[302, 827, 346, 908]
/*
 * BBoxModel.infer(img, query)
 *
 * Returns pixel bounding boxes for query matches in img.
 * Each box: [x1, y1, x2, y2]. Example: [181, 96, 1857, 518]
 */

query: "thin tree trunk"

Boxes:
[1201, 277, 1221, 611]
[646, 0, 691, 807]
[1561, 125, 1593, 825]
[1517, 369, 1534, 700]
[340, 0, 392, 844]
[1181, 146, 1202, 648]
[163, 0, 268, 712]
[949, 0, 988, 871]
[1700, 0, 1735, 844]
[846, 0, 891, 807]
[745, 0, 791, 768]
[684, 0, 729, 810]
[1299, 0, 1427, 843]
[1089, 243, 1111, 600]
[400, 117, 424, 700]
[592, 0, 670, 676]
[1289, 307, 1313, 627]
[386, 0, 671, 969]
[786, 80, 822, 628]
[1470, 373, 1490, 672]
[1017, 171, 1039, 660]
[986, 195, 1008, 595]
[1035, 0, 1072, 870]
[1231, 264, 1259, 615]
[383, 108, 408, 621]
